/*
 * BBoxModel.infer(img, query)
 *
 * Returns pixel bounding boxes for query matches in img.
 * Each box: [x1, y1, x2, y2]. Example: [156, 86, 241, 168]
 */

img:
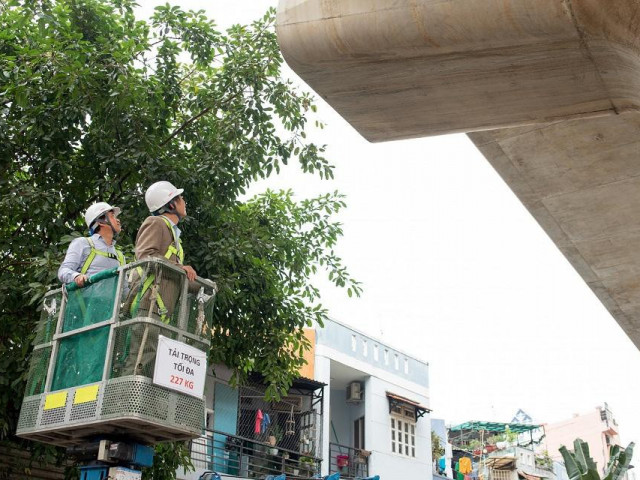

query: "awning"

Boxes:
[519, 471, 547, 480]
[485, 457, 516, 470]
[386, 392, 431, 419]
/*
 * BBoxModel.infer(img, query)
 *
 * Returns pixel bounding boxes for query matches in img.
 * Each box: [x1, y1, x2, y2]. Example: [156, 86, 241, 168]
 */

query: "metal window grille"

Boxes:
[236, 379, 323, 458]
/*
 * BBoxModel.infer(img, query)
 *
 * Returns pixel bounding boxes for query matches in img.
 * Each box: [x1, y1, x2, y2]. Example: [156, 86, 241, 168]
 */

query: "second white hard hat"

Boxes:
[84, 202, 121, 229]
[145, 181, 184, 213]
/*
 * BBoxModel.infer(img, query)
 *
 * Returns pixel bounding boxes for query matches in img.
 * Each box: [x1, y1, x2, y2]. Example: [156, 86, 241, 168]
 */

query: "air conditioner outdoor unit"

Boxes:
[346, 382, 363, 403]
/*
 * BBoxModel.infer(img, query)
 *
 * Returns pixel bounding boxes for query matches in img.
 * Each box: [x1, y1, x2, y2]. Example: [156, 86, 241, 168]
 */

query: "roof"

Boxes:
[291, 376, 326, 391]
[248, 372, 326, 392]
[449, 421, 541, 433]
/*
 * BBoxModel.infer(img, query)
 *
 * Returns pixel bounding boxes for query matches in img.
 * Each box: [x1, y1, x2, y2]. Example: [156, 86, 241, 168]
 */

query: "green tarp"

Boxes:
[62, 275, 118, 332]
[51, 275, 118, 390]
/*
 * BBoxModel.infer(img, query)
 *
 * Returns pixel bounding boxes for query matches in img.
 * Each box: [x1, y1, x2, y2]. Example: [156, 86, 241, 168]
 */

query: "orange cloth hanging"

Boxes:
[459, 457, 472, 474]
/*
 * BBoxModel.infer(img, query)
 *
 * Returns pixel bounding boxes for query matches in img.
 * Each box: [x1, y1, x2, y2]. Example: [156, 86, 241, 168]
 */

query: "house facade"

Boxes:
[181, 317, 431, 480]
[309, 318, 432, 479]
[447, 421, 565, 480]
[182, 365, 325, 480]
[543, 404, 622, 475]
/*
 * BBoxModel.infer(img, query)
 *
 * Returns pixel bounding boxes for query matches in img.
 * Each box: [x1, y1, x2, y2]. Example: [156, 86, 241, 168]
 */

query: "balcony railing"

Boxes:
[328, 442, 369, 479]
[190, 429, 322, 479]
[489, 470, 515, 480]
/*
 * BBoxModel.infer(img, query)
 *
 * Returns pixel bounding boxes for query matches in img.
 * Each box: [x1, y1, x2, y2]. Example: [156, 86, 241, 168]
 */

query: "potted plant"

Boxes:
[299, 456, 315, 477]
[468, 439, 482, 455]
[268, 424, 284, 455]
[355, 449, 371, 464]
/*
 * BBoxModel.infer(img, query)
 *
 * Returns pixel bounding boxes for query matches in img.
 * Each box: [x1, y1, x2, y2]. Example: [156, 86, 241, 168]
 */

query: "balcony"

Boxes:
[328, 443, 369, 479]
[190, 429, 322, 479]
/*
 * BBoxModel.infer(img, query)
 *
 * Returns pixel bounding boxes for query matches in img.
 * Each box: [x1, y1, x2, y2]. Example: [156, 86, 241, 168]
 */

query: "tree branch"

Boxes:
[159, 90, 242, 148]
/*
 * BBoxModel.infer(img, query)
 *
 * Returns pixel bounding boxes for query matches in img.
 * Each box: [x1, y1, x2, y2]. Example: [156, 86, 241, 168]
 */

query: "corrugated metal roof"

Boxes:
[449, 421, 540, 433]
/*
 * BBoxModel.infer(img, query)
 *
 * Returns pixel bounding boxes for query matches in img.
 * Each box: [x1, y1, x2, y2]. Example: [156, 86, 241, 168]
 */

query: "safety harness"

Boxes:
[70, 238, 125, 322]
[130, 216, 184, 323]
[80, 238, 126, 274]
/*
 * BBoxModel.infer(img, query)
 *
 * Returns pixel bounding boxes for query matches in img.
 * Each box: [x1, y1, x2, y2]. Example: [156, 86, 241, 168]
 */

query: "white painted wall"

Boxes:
[365, 376, 432, 480]
[313, 318, 432, 479]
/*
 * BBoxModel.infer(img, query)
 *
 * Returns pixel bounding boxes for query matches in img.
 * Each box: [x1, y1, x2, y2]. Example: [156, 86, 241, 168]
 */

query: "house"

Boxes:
[432, 418, 453, 478]
[182, 365, 325, 480]
[308, 318, 432, 479]
[543, 403, 623, 475]
[448, 421, 558, 480]
[182, 317, 432, 480]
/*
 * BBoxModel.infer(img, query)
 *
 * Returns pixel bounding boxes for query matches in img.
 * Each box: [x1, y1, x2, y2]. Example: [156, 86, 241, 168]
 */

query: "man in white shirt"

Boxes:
[58, 202, 125, 285]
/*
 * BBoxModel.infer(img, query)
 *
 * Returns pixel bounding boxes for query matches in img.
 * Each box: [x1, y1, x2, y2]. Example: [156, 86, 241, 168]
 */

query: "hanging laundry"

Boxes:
[459, 457, 472, 474]
[261, 412, 271, 433]
[254, 409, 263, 434]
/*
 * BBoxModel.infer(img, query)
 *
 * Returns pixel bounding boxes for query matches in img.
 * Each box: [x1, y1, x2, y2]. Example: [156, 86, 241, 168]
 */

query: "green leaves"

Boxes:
[560, 439, 634, 480]
[603, 442, 634, 480]
[1, 0, 358, 476]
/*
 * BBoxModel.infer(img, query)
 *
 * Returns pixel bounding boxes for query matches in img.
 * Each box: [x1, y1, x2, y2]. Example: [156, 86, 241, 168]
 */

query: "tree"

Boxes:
[432, 430, 445, 463]
[560, 438, 634, 480]
[0, 0, 360, 476]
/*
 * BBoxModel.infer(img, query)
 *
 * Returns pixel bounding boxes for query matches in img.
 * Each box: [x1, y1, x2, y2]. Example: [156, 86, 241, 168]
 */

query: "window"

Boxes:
[394, 354, 399, 370]
[374, 344, 379, 361]
[362, 339, 368, 357]
[384, 349, 389, 365]
[404, 358, 409, 374]
[351, 334, 357, 351]
[354, 416, 365, 449]
[390, 407, 416, 457]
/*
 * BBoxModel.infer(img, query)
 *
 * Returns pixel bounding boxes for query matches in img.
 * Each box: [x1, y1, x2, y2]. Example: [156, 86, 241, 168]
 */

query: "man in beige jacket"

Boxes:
[135, 180, 196, 280]
[119, 181, 198, 376]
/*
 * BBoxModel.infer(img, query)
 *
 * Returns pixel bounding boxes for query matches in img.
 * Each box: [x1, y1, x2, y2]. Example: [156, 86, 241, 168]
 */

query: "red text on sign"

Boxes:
[170, 375, 194, 389]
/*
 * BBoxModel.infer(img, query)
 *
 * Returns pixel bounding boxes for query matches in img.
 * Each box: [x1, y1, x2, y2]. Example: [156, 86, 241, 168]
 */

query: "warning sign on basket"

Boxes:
[153, 336, 207, 398]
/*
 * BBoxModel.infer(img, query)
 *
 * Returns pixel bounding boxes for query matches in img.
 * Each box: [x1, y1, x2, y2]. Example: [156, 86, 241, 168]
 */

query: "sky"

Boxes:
[137, 0, 640, 450]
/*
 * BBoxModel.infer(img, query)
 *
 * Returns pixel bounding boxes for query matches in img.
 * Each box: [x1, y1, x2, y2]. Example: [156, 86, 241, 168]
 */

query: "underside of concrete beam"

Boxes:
[277, 0, 640, 141]
[277, 0, 640, 349]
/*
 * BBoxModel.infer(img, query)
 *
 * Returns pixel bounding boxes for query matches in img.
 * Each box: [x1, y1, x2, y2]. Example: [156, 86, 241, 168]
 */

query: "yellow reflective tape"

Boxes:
[44, 391, 67, 410]
[160, 216, 184, 263]
[73, 384, 99, 405]
[81, 250, 97, 275]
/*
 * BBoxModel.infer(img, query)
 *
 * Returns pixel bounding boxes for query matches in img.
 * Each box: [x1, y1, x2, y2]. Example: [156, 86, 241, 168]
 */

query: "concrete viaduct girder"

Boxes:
[277, 0, 640, 349]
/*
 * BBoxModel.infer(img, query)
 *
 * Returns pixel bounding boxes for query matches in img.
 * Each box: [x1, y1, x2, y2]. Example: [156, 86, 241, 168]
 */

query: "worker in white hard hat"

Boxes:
[119, 182, 196, 375]
[135, 180, 196, 280]
[58, 202, 126, 286]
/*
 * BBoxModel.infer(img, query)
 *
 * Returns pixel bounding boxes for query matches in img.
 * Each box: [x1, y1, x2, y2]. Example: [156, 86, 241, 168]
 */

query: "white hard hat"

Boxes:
[145, 181, 184, 213]
[84, 202, 121, 229]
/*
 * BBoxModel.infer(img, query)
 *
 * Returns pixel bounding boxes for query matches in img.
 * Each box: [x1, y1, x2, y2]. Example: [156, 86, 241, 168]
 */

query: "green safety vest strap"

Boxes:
[129, 218, 183, 323]
[159, 216, 184, 264]
[129, 267, 170, 323]
[80, 238, 126, 275]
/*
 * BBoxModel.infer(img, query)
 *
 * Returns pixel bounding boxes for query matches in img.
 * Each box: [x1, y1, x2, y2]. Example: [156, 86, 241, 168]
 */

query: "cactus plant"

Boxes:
[559, 439, 634, 480]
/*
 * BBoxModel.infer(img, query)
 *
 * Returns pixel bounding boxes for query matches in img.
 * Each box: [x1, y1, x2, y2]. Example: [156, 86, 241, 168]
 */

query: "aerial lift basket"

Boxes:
[16, 258, 217, 447]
